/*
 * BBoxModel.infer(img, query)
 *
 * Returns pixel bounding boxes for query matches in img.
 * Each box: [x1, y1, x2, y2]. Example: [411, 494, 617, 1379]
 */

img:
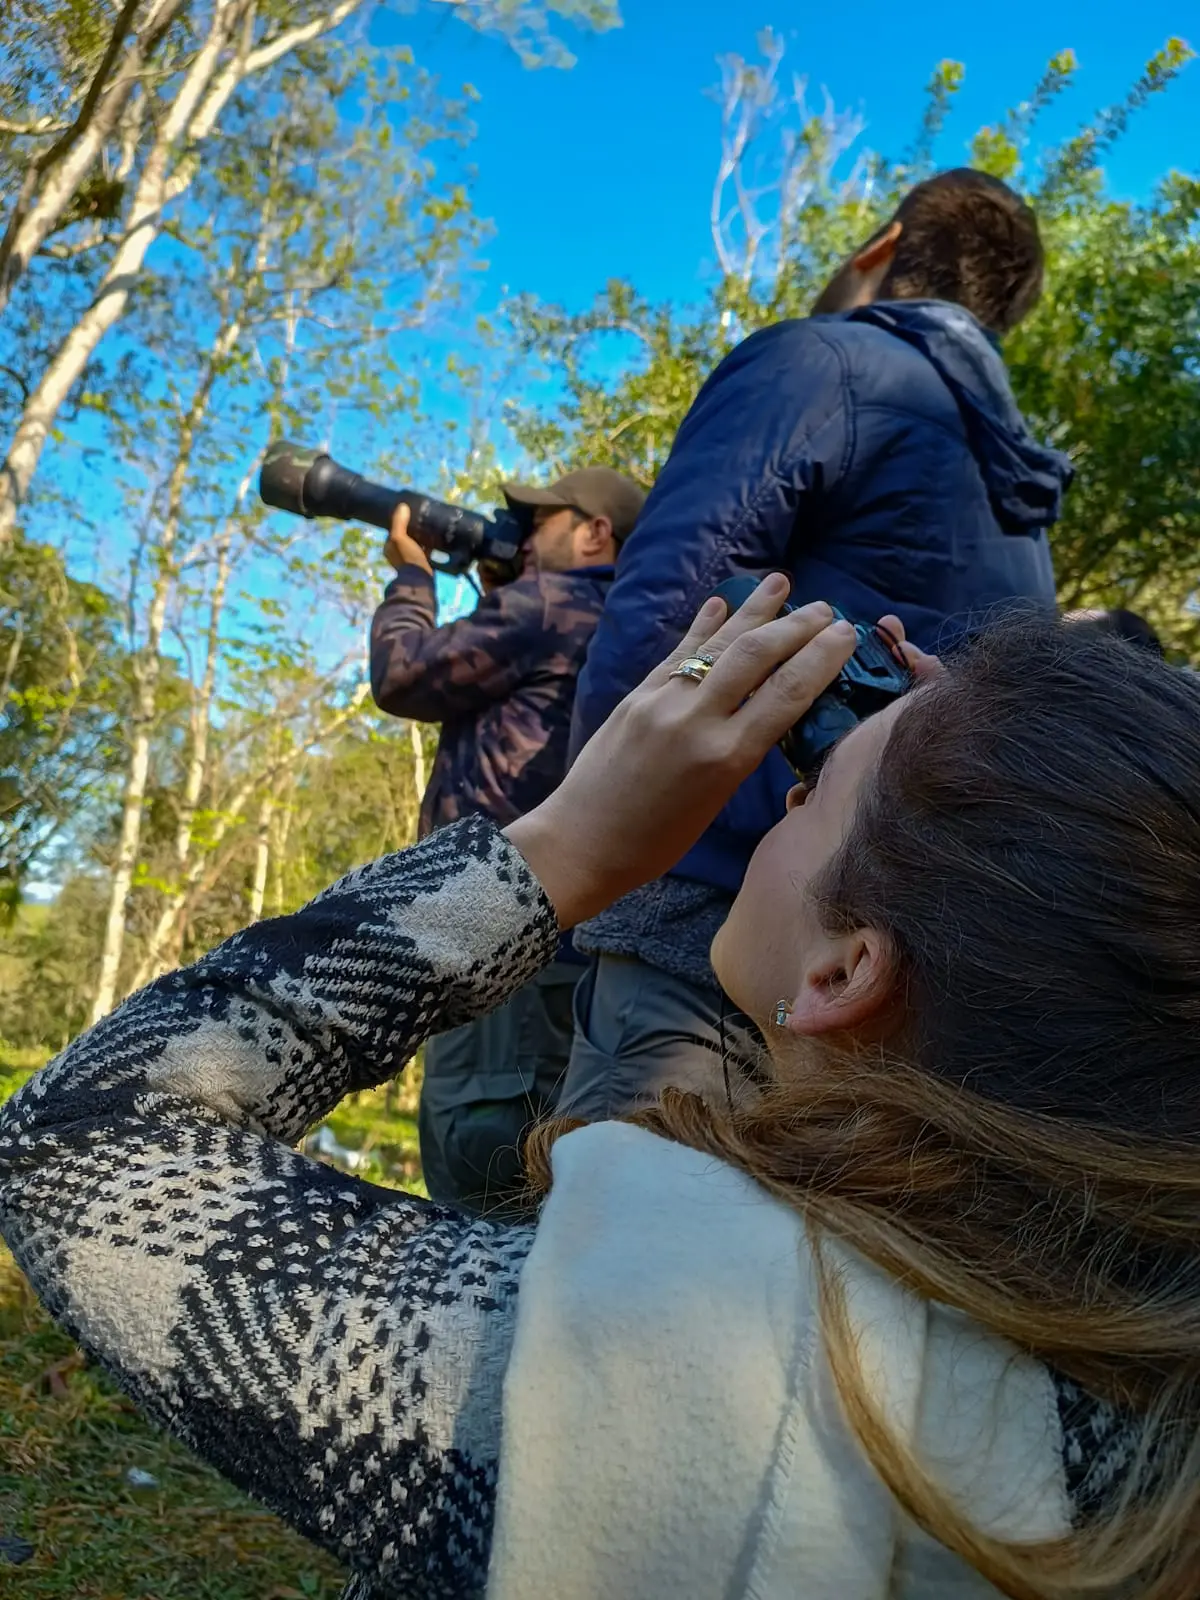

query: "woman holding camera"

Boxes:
[2, 576, 1198, 1600]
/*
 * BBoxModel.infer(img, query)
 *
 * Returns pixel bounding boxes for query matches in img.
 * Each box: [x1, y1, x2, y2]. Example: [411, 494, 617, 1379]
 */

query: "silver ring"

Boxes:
[669, 652, 716, 684]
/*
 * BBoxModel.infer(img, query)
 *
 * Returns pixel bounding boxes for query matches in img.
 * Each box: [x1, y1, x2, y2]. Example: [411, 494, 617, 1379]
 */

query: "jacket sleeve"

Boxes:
[370, 566, 544, 723]
[570, 321, 851, 755]
[0, 816, 559, 1599]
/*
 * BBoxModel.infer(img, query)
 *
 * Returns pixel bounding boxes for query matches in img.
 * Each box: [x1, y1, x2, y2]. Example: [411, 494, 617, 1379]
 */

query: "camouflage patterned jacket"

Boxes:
[370, 562, 613, 836]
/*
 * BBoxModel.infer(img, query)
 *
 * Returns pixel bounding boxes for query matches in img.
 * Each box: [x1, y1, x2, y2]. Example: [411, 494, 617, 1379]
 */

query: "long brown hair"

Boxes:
[528, 618, 1200, 1598]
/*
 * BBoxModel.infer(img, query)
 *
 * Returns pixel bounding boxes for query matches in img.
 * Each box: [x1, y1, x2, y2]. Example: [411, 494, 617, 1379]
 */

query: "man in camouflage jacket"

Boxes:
[370, 466, 644, 1212]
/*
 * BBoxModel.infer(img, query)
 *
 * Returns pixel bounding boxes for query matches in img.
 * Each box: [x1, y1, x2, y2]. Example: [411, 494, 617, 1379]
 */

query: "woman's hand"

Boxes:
[505, 575, 859, 928]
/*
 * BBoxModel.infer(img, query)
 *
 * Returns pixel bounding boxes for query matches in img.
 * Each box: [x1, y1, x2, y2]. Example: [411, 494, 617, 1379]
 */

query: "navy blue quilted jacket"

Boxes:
[570, 300, 1072, 895]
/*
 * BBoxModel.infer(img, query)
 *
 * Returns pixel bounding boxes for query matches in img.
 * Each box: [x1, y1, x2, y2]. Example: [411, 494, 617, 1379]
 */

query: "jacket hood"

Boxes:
[848, 299, 1073, 534]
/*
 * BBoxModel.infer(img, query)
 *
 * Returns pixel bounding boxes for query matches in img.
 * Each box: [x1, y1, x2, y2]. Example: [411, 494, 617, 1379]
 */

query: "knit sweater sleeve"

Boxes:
[0, 815, 559, 1600]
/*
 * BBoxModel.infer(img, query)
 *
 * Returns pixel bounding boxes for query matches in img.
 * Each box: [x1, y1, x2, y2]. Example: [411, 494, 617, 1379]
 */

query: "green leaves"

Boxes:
[1038, 39, 1195, 206]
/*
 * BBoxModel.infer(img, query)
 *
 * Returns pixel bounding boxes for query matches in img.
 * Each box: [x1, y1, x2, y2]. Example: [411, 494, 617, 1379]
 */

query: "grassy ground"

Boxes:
[0, 1047, 425, 1596]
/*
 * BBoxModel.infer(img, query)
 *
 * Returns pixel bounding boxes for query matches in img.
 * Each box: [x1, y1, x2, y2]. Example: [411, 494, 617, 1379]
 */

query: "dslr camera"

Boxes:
[710, 576, 911, 787]
[259, 440, 524, 585]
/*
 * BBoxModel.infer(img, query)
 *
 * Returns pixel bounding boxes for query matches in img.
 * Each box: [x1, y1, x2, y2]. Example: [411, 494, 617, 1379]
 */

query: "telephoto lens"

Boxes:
[259, 441, 523, 580]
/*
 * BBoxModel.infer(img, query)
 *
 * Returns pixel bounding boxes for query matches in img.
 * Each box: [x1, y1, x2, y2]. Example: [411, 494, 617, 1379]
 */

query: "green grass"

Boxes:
[1, 1051, 426, 1595]
[0, 1043, 45, 1105]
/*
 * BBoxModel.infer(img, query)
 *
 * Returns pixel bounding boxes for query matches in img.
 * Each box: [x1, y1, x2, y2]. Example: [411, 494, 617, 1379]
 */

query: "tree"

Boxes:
[85, 49, 478, 1017]
[0, 0, 188, 323]
[0, 875, 111, 1050]
[0, 0, 370, 544]
[494, 35, 1200, 649]
[1003, 175, 1200, 644]
[0, 0, 622, 545]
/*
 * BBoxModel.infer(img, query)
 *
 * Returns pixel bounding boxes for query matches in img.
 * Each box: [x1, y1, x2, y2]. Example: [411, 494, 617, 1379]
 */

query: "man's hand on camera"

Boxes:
[384, 503, 433, 576]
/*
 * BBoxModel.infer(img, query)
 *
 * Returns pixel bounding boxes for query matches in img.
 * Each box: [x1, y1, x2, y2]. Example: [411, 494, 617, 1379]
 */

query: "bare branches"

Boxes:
[0, 116, 72, 137]
[709, 28, 865, 293]
[243, 0, 365, 77]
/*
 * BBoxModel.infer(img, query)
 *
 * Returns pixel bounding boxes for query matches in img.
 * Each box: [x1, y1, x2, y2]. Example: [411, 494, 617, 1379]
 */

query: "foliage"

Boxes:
[0, 880, 110, 1049]
[0, 0, 622, 542]
[0, 0, 615, 1035]
[1004, 173, 1200, 643]
[0, 539, 125, 906]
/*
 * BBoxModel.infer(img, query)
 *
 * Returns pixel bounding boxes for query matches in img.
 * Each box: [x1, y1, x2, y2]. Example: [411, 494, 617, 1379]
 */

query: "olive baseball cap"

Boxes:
[502, 467, 646, 543]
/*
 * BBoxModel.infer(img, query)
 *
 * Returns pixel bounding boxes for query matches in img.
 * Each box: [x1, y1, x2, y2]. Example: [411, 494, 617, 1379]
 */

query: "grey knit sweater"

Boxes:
[575, 875, 734, 988]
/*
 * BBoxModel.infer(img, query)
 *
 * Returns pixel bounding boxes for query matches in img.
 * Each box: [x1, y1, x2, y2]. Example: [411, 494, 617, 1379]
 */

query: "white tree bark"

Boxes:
[173, 537, 233, 865]
[269, 787, 294, 917]
[88, 552, 172, 1020]
[409, 719, 428, 807]
[88, 319, 241, 1022]
[247, 793, 273, 921]
[124, 526, 236, 993]
[0, 0, 185, 322]
[0, 2, 245, 547]
[0, 0, 367, 544]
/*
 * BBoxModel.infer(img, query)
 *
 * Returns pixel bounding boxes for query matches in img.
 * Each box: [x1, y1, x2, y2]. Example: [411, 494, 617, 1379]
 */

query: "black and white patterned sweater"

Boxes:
[0, 817, 1137, 1598]
[0, 816, 553, 1599]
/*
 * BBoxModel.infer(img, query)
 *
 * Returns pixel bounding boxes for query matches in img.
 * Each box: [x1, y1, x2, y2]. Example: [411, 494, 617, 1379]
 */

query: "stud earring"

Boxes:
[773, 999, 793, 1028]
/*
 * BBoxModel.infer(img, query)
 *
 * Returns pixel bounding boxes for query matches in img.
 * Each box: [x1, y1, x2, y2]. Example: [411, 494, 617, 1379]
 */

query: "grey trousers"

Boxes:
[557, 952, 756, 1121]
[419, 960, 581, 1214]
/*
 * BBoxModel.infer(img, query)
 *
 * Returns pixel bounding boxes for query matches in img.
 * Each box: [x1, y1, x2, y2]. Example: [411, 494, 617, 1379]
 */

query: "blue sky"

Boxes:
[381, 0, 1197, 319]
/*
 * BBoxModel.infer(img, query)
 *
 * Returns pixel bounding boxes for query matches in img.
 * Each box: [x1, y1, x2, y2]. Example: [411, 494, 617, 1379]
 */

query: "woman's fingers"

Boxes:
[730, 618, 858, 745]
[876, 614, 944, 682]
[648, 574, 794, 688]
[700, 601, 842, 713]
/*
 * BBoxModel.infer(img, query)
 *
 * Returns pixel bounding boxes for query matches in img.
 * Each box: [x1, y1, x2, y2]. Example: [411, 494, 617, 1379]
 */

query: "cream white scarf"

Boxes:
[488, 1121, 1069, 1600]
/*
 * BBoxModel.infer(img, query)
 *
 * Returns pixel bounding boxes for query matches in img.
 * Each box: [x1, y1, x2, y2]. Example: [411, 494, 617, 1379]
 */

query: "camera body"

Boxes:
[709, 576, 910, 786]
[259, 440, 524, 583]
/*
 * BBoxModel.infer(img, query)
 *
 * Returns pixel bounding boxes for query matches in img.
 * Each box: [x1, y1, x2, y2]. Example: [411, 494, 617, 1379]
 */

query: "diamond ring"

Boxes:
[668, 652, 717, 684]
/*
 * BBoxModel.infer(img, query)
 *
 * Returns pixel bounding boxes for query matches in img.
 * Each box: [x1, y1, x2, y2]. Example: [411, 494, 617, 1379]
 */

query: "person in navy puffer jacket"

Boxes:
[559, 168, 1073, 1121]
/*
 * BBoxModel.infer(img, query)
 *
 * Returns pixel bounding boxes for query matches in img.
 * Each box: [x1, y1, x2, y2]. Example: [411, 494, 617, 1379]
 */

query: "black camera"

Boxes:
[710, 576, 911, 785]
[259, 440, 524, 583]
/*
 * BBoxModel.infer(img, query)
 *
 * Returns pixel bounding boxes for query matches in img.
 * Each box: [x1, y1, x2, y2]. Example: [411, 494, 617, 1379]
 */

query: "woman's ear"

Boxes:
[785, 928, 895, 1037]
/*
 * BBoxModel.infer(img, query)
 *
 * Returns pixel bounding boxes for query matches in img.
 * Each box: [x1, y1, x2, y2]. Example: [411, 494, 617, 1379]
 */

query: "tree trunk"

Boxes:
[269, 790, 294, 916]
[409, 719, 427, 829]
[124, 527, 236, 993]
[87, 320, 237, 1020]
[88, 561, 170, 1020]
[247, 794, 272, 921]
[174, 536, 232, 867]
[0, 5, 244, 544]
